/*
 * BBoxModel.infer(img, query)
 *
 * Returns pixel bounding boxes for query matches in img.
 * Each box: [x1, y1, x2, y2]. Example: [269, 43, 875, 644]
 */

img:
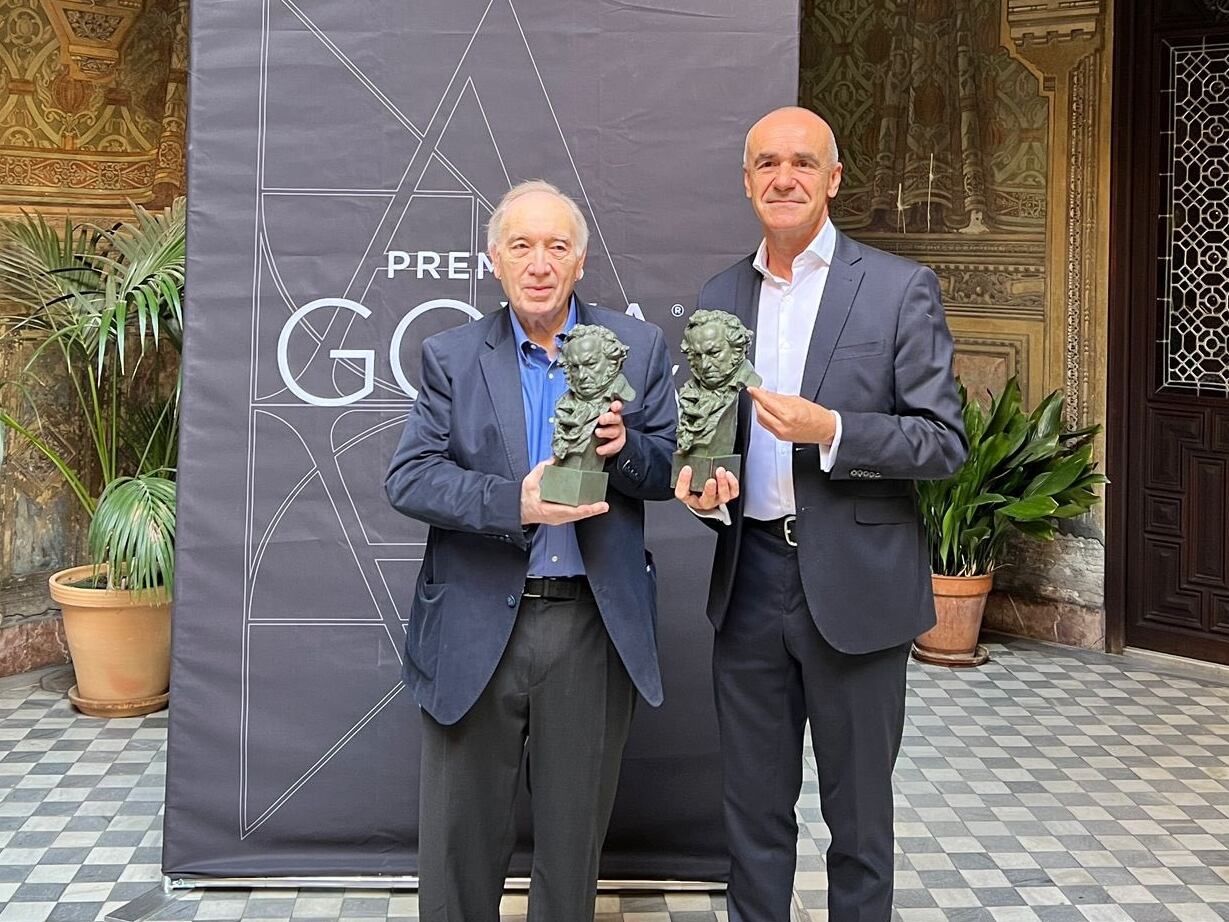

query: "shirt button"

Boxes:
[548, 374, 554, 380]
[506, 595, 517, 607]
[548, 416, 555, 424]
[551, 555, 559, 563]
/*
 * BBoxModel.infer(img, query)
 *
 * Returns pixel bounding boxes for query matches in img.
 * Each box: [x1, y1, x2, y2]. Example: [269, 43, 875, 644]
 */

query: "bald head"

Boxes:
[743, 107, 839, 170]
[741, 106, 844, 251]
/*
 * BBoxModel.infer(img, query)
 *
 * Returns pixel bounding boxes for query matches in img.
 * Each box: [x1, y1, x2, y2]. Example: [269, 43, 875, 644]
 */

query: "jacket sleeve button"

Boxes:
[506, 595, 517, 607]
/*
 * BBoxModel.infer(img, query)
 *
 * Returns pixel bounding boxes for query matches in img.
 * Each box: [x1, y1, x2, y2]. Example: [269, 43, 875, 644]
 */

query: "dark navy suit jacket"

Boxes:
[385, 302, 677, 725]
[699, 232, 968, 653]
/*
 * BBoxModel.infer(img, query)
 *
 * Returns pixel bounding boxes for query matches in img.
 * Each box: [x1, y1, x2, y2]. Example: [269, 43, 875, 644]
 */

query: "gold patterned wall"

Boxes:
[1, 0, 187, 594]
[802, 0, 1114, 644]
[0, 0, 187, 217]
[802, 0, 1112, 433]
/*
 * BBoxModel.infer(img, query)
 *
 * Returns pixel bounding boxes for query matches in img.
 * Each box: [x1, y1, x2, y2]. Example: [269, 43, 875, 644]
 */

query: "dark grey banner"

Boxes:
[167, 0, 798, 878]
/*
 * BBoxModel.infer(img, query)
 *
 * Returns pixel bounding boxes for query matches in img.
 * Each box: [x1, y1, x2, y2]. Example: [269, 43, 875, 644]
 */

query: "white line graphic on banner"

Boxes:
[240, 0, 634, 837]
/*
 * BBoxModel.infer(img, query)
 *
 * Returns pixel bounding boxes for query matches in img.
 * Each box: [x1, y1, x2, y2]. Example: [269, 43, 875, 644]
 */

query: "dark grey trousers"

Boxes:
[716, 524, 911, 922]
[417, 590, 636, 922]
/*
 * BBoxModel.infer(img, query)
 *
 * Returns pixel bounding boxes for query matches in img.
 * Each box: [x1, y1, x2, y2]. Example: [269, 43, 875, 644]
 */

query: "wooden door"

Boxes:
[1112, 0, 1229, 663]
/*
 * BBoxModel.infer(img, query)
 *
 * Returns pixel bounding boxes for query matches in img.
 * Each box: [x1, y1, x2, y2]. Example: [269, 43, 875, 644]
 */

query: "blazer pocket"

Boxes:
[407, 581, 446, 679]
[831, 339, 886, 361]
[855, 497, 916, 524]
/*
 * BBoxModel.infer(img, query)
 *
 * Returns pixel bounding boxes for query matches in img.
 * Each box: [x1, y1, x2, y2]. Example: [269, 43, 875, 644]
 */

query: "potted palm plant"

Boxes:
[913, 376, 1106, 667]
[0, 199, 184, 715]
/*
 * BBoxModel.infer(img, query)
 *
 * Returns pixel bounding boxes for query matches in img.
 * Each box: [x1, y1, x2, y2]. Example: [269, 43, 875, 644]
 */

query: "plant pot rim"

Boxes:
[930, 572, 994, 596]
[49, 564, 171, 609]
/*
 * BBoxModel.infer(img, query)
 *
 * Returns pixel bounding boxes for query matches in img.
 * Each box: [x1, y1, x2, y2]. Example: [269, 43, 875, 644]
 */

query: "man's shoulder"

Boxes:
[701, 254, 756, 294]
[841, 234, 927, 280]
[421, 309, 501, 356]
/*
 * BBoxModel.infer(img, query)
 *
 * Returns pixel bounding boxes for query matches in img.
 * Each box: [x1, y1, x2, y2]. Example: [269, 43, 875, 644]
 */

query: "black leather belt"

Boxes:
[745, 514, 798, 548]
[523, 575, 591, 601]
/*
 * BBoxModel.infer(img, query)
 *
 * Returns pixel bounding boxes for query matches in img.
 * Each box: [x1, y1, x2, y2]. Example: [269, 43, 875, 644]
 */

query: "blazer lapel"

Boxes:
[479, 309, 530, 479]
[731, 256, 761, 456]
[800, 232, 865, 400]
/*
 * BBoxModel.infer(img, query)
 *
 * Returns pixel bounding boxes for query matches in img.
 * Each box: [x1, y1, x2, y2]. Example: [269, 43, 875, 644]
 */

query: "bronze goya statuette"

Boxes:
[673, 309, 761, 493]
[539, 324, 637, 506]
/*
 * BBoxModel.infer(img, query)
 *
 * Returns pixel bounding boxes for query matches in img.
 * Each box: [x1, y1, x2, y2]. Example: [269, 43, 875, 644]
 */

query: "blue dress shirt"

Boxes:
[508, 300, 586, 577]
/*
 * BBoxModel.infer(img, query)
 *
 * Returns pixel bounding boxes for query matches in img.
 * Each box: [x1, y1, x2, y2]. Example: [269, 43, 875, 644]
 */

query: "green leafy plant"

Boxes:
[916, 376, 1107, 578]
[0, 199, 185, 593]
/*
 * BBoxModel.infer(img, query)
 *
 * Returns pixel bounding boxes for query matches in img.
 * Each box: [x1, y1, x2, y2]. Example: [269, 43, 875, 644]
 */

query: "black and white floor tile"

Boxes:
[3, 638, 1229, 921]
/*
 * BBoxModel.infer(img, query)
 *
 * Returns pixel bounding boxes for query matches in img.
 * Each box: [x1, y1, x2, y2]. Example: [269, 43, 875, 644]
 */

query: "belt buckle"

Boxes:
[783, 515, 797, 548]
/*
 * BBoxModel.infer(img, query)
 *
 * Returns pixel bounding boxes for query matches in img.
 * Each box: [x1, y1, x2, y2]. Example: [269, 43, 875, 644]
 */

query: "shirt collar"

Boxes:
[752, 217, 836, 282]
[508, 297, 578, 360]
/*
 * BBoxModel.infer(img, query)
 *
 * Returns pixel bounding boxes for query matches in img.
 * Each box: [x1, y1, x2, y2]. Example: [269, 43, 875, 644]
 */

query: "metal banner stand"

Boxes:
[107, 876, 736, 922]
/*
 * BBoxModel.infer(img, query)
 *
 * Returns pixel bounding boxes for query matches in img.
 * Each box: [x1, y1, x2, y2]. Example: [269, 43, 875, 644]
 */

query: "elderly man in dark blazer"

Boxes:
[676, 108, 968, 922]
[386, 180, 676, 922]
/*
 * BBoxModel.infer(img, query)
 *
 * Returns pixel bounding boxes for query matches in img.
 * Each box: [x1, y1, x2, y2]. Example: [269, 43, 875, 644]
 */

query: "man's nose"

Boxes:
[528, 246, 551, 274]
[771, 164, 795, 189]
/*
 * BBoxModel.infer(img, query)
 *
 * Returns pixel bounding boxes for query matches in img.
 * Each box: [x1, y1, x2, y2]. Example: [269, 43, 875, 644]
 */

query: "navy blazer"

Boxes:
[698, 232, 968, 653]
[385, 302, 677, 725]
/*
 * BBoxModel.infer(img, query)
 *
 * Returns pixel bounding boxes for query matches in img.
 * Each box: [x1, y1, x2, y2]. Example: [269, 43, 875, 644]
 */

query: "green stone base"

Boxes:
[539, 466, 609, 506]
[671, 453, 741, 493]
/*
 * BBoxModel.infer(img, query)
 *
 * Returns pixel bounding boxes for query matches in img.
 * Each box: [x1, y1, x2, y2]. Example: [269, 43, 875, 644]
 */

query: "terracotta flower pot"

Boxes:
[912, 573, 993, 668]
[49, 565, 171, 717]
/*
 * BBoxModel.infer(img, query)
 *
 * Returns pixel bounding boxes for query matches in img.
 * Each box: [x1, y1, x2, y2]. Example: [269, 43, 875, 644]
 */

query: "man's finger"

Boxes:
[571, 501, 609, 519]
[597, 411, 622, 426]
[748, 386, 783, 409]
[526, 460, 549, 485]
[754, 404, 786, 437]
[595, 438, 624, 457]
[717, 472, 737, 501]
[675, 465, 694, 501]
[607, 400, 623, 414]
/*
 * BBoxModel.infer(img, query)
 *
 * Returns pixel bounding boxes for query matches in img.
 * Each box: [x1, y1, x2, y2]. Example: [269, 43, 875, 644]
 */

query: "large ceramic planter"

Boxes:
[912, 573, 993, 668]
[49, 565, 171, 717]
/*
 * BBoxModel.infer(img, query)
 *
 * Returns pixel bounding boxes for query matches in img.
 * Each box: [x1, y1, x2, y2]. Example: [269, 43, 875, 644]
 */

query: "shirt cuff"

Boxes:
[818, 411, 842, 473]
[689, 503, 731, 526]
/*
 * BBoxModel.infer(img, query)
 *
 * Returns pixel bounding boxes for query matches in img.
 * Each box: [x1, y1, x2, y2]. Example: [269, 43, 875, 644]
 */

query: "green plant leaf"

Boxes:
[1000, 495, 1060, 520]
[88, 474, 176, 596]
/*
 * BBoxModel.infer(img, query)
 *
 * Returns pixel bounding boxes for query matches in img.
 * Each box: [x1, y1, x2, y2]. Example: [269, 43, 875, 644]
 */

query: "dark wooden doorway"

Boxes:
[1110, 0, 1229, 664]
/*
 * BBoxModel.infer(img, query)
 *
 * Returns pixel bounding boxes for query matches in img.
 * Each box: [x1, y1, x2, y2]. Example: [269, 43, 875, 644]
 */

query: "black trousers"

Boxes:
[417, 590, 636, 922]
[715, 524, 911, 922]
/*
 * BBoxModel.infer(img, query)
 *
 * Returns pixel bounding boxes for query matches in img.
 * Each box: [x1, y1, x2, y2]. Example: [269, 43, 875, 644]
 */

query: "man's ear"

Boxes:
[488, 246, 501, 279]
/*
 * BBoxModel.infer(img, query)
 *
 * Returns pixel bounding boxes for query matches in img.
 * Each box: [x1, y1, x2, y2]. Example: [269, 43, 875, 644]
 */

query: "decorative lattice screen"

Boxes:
[1162, 41, 1229, 395]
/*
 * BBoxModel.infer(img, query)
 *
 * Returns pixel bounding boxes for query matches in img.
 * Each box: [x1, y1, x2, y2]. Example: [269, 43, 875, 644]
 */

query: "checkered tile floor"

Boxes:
[4, 638, 1229, 921]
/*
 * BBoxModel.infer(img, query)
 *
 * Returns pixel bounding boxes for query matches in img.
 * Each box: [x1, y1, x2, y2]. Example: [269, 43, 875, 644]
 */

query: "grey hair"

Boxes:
[486, 180, 590, 255]
[742, 115, 840, 169]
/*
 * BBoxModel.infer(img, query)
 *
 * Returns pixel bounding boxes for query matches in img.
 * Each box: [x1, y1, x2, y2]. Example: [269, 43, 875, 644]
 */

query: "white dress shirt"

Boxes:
[743, 219, 842, 520]
[695, 220, 843, 525]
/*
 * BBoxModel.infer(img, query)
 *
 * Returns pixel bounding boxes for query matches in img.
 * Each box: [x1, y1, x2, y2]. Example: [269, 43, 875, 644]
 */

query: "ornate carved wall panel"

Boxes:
[0, 0, 187, 215]
[801, 0, 1049, 236]
[801, 0, 1114, 643]
[801, 0, 1112, 425]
